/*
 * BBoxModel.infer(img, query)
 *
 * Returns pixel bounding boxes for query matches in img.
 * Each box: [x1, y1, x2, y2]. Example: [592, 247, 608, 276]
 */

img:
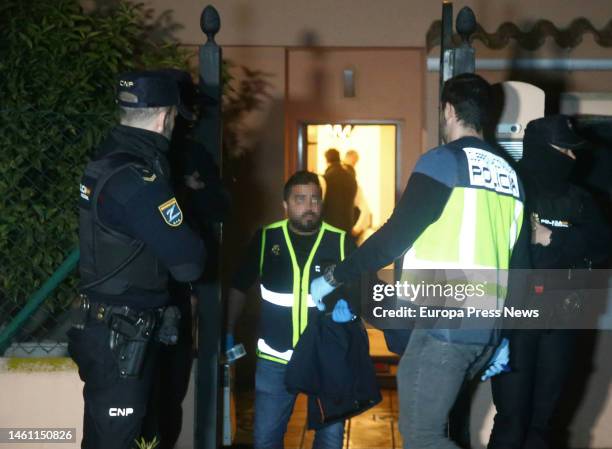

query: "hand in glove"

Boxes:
[310, 275, 337, 311]
[332, 299, 355, 323]
[481, 338, 510, 381]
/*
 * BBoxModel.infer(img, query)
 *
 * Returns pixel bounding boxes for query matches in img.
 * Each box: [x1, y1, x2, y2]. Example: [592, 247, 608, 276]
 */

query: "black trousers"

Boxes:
[488, 329, 576, 449]
[68, 321, 159, 449]
[141, 300, 194, 449]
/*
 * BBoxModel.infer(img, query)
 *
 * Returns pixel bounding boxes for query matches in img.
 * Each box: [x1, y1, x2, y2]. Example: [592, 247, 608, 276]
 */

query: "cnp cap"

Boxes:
[116, 70, 195, 120]
[155, 68, 200, 107]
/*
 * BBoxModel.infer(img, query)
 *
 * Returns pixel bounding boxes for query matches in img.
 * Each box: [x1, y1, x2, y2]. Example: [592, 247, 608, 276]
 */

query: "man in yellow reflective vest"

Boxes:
[311, 73, 531, 449]
[227, 171, 356, 449]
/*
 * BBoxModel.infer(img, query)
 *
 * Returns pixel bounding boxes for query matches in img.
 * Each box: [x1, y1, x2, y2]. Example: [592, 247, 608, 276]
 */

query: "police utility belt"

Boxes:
[73, 294, 181, 378]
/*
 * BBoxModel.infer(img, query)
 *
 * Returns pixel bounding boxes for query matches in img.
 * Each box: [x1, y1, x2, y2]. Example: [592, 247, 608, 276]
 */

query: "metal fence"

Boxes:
[0, 108, 115, 356]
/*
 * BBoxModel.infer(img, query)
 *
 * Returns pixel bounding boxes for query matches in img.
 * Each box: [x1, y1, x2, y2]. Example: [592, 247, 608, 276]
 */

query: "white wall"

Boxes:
[3, 342, 612, 449]
[0, 359, 196, 449]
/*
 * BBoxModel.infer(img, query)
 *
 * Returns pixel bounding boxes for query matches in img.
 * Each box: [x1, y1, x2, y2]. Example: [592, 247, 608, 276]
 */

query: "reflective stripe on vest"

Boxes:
[258, 219, 345, 362]
[260, 284, 316, 307]
[256, 338, 293, 362]
[401, 147, 524, 305]
[403, 187, 523, 269]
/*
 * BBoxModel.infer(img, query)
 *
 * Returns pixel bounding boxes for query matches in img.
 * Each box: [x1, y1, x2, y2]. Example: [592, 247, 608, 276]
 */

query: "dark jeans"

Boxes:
[488, 329, 576, 449]
[68, 322, 159, 449]
[254, 358, 345, 449]
[397, 330, 493, 449]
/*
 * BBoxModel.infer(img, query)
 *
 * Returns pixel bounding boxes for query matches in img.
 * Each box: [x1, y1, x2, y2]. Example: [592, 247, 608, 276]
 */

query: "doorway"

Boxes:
[299, 122, 399, 243]
[286, 47, 425, 194]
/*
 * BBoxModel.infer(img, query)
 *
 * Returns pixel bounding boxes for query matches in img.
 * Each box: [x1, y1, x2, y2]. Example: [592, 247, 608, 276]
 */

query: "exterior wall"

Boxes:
[562, 92, 612, 114]
[286, 48, 424, 189]
[219, 42, 612, 221]
[0, 358, 83, 449]
[132, 0, 612, 47]
[219, 46, 424, 221]
[0, 358, 196, 449]
[222, 46, 287, 226]
[425, 38, 612, 147]
[133, 0, 612, 151]
[3, 338, 612, 449]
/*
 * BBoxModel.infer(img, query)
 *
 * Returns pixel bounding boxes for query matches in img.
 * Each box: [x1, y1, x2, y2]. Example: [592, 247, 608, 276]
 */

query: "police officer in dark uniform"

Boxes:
[69, 70, 205, 449]
[141, 69, 231, 449]
[488, 115, 611, 449]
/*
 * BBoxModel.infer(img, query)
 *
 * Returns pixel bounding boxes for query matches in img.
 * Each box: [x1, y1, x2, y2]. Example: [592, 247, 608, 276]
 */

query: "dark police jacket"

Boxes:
[519, 129, 611, 275]
[526, 185, 611, 314]
[78, 125, 205, 309]
[257, 220, 347, 364]
[530, 186, 610, 272]
[285, 313, 382, 429]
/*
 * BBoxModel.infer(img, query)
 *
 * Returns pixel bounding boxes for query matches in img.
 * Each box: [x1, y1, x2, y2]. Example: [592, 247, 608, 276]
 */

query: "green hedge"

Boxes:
[0, 0, 189, 322]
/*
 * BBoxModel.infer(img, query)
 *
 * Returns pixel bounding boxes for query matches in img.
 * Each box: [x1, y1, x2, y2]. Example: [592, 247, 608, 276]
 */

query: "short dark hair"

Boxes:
[441, 73, 492, 132]
[283, 171, 321, 200]
[325, 148, 340, 164]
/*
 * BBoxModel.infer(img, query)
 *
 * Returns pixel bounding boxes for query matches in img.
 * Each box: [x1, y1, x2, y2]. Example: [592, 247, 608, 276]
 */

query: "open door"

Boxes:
[300, 122, 399, 243]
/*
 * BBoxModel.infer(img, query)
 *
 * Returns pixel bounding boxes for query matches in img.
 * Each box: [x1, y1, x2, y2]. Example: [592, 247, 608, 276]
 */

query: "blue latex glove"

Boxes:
[225, 333, 235, 353]
[481, 338, 510, 381]
[332, 299, 355, 323]
[310, 276, 337, 311]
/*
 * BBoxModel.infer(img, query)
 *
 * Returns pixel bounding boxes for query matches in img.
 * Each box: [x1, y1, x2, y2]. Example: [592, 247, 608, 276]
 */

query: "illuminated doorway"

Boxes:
[299, 122, 399, 243]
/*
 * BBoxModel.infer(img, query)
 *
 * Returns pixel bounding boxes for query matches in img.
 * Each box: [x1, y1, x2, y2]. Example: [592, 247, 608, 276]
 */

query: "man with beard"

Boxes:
[72, 70, 205, 449]
[310, 73, 531, 449]
[226, 171, 355, 449]
[488, 115, 611, 449]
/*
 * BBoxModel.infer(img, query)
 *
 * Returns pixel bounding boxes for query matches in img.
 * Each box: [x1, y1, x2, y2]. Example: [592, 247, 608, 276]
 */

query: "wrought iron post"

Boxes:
[439, 1, 453, 95]
[195, 5, 223, 449]
[438, 3, 477, 144]
[453, 7, 477, 76]
[439, 1, 453, 144]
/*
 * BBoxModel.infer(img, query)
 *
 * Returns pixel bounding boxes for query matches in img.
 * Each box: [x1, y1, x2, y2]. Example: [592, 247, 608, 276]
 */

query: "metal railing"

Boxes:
[0, 108, 115, 355]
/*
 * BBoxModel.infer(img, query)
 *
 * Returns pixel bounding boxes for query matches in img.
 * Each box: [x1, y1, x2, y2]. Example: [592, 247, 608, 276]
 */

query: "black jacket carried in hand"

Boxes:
[285, 314, 381, 430]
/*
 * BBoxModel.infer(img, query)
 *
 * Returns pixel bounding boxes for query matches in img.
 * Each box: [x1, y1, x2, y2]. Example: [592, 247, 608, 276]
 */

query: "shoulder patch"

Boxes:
[125, 165, 158, 183]
[80, 182, 92, 201]
[158, 197, 183, 227]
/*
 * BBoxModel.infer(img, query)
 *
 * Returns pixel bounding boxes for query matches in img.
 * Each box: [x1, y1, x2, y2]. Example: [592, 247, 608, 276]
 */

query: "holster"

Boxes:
[109, 309, 157, 378]
[72, 295, 172, 378]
